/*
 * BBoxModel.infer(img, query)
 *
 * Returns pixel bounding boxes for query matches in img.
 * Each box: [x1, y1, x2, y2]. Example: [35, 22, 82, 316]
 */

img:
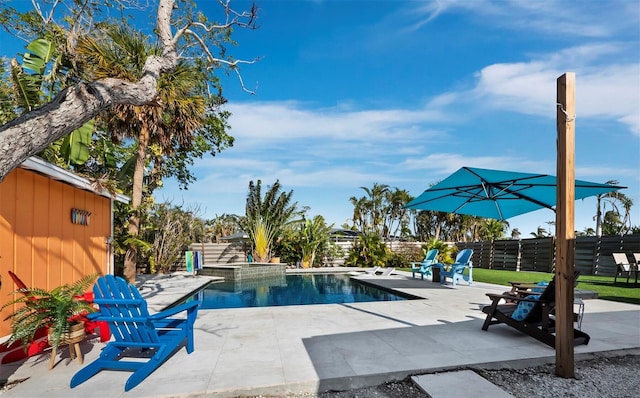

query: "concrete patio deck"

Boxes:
[1, 269, 638, 398]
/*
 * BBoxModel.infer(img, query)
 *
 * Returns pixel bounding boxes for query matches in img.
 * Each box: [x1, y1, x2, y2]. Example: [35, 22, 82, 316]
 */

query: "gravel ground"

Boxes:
[233, 354, 639, 398]
[479, 354, 640, 398]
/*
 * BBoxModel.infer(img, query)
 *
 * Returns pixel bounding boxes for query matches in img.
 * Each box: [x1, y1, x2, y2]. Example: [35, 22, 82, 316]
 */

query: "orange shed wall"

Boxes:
[0, 168, 111, 337]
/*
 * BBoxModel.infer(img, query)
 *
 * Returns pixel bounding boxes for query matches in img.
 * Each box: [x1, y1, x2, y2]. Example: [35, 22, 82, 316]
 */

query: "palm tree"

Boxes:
[209, 214, 241, 242]
[530, 227, 549, 238]
[383, 188, 412, 240]
[349, 196, 367, 233]
[76, 25, 231, 281]
[594, 181, 633, 236]
[481, 219, 507, 241]
[358, 183, 390, 236]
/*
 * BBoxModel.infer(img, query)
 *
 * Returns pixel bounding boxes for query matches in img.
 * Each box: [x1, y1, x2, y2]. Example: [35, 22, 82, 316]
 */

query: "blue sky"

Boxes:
[4, 0, 640, 236]
[156, 0, 639, 236]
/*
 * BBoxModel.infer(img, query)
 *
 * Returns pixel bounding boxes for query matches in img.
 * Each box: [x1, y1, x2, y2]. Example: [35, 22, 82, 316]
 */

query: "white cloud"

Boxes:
[469, 48, 640, 135]
[400, 153, 551, 176]
[404, 0, 637, 38]
[226, 101, 448, 144]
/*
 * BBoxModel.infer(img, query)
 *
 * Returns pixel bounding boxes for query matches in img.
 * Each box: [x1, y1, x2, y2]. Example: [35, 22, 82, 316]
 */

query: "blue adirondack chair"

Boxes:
[411, 249, 439, 279]
[438, 248, 474, 287]
[70, 275, 199, 391]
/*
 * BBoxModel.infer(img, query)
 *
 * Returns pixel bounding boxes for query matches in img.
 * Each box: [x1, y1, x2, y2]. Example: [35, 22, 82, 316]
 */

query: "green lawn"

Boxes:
[399, 267, 640, 305]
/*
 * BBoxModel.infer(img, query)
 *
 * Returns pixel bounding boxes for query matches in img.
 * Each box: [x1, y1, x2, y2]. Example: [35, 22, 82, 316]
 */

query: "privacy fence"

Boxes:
[455, 235, 640, 276]
[189, 235, 639, 277]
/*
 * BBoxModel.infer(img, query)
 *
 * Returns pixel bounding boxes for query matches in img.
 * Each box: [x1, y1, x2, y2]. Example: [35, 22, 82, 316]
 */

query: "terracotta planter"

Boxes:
[269, 257, 281, 264]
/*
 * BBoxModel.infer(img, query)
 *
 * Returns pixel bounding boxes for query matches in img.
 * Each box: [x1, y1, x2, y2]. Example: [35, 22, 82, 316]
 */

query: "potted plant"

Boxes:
[1, 273, 99, 353]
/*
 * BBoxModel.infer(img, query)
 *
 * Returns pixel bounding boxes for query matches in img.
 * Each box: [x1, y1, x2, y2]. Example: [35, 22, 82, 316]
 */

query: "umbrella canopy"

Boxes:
[405, 167, 625, 221]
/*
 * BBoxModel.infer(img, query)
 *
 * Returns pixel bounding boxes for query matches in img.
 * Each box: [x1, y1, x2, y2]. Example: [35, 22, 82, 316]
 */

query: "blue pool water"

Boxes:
[186, 273, 411, 310]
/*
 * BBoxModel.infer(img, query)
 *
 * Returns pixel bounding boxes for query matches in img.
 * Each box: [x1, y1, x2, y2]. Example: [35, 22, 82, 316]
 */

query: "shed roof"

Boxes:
[20, 156, 130, 203]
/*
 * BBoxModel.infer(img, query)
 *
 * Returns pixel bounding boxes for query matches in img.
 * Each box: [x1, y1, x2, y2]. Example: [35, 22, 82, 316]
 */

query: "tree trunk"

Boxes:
[595, 196, 602, 237]
[123, 124, 150, 283]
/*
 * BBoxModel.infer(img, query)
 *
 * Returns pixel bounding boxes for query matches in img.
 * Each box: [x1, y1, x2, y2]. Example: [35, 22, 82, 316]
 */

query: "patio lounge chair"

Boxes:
[364, 266, 381, 275]
[378, 267, 395, 276]
[437, 249, 473, 287]
[70, 275, 199, 391]
[506, 271, 585, 328]
[612, 252, 638, 284]
[411, 249, 438, 280]
[481, 274, 590, 348]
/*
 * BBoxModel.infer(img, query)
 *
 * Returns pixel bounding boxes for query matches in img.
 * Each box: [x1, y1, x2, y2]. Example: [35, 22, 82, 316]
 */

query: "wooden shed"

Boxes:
[0, 157, 128, 337]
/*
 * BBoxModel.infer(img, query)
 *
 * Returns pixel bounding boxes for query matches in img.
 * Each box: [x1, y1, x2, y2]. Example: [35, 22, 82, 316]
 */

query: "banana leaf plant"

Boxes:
[11, 38, 93, 165]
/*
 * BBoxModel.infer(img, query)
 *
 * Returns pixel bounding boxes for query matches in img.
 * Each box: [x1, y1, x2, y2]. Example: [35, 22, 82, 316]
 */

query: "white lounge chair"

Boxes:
[378, 267, 395, 276]
[612, 253, 638, 284]
[364, 266, 381, 275]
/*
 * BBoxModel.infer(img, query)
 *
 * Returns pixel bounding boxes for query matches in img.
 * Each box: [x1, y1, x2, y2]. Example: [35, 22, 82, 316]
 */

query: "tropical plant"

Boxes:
[1, 273, 98, 351]
[322, 242, 345, 267]
[299, 215, 333, 268]
[386, 242, 424, 268]
[345, 232, 391, 268]
[242, 180, 301, 262]
[148, 205, 185, 274]
[10, 38, 94, 166]
[425, 238, 456, 265]
[274, 227, 301, 265]
[250, 217, 276, 262]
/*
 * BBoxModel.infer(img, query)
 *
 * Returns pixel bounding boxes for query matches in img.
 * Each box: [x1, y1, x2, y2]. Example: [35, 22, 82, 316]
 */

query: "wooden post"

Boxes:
[556, 73, 576, 378]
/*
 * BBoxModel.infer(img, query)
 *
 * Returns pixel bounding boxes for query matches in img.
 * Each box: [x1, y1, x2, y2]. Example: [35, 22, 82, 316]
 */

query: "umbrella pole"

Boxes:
[555, 72, 576, 378]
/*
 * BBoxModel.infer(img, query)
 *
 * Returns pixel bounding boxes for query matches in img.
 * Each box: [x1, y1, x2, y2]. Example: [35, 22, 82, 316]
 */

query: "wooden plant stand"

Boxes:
[49, 323, 85, 370]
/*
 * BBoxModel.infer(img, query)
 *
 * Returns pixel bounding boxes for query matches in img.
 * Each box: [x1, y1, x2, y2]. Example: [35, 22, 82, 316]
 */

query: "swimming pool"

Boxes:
[185, 273, 413, 309]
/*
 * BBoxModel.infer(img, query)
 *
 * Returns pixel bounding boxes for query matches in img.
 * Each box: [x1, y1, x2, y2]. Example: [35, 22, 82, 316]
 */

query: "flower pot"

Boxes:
[269, 257, 281, 264]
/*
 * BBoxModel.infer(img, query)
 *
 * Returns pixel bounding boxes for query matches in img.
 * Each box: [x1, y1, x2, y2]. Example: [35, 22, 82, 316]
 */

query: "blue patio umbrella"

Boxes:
[405, 167, 625, 221]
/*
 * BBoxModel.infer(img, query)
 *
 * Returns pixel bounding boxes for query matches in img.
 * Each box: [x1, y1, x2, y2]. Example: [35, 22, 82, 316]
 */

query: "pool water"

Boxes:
[186, 273, 411, 309]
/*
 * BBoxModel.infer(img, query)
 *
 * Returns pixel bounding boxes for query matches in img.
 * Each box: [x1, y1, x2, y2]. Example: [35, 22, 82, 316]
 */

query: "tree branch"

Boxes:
[0, 0, 258, 179]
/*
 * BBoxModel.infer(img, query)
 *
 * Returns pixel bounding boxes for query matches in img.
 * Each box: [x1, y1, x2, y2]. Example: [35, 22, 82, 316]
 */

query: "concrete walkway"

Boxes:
[1, 269, 639, 398]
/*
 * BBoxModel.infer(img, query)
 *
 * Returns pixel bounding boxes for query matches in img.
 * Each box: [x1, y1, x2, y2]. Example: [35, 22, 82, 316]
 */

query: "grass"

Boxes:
[399, 267, 640, 305]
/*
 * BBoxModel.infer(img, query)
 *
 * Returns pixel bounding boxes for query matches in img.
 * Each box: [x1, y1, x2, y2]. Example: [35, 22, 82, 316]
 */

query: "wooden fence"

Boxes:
[187, 235, 639, 276]
[188, 242, 247, 265]
[456, 234, 640, 276]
